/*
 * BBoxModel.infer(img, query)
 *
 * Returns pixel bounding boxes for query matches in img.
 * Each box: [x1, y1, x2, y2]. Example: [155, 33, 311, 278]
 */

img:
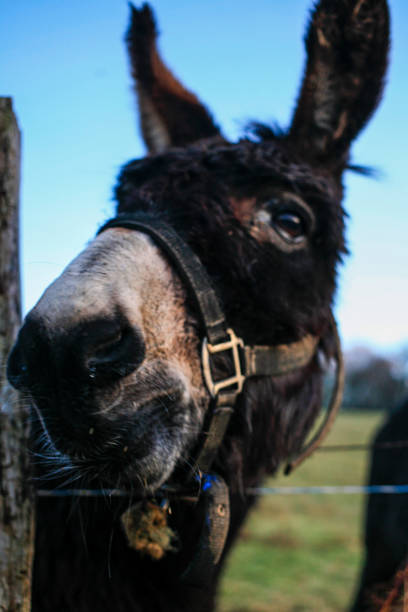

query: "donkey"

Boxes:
[7, 2, 389, 611]
[351, 398, 408, 611]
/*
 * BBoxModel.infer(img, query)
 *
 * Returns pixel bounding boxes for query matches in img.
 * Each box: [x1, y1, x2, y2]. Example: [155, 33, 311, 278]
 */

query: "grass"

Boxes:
[218, 410, 385, 612]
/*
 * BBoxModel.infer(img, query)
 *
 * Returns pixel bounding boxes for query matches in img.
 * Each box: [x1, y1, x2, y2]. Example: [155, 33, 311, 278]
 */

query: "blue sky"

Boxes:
[2, 0, 407, 352]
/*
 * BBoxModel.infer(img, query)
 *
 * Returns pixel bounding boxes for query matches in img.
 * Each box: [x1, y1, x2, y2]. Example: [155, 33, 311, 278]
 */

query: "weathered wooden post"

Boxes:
[0, 97, 34, 611]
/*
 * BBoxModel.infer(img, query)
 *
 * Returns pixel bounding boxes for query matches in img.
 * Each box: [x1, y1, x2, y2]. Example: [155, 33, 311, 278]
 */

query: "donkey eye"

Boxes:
[251, 195, 314, 249]
[273, 211, 306, 243]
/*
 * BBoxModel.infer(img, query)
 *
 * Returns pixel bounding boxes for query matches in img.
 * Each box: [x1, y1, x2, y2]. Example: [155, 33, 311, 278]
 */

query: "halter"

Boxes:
[97, 212, 344, 584]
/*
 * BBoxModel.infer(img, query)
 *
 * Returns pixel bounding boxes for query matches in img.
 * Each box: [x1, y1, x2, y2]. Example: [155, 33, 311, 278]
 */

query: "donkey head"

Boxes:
[8, 1, 389, 492]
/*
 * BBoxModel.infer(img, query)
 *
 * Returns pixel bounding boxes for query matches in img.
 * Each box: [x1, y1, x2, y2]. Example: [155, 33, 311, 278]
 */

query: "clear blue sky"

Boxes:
[2, 0, 407, 352]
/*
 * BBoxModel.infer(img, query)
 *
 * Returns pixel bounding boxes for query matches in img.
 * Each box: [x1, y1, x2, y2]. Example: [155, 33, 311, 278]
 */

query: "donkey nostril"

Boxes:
[85, 324, 145, 382]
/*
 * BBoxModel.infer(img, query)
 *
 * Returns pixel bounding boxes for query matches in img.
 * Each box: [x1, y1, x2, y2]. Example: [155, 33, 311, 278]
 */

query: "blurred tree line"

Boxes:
[324, 345, 408, 412]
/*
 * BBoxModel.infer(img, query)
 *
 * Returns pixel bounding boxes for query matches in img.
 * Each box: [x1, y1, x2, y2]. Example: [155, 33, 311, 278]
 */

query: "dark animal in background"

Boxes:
[7, 1, 389, 610]
[351, 398, 408, 611]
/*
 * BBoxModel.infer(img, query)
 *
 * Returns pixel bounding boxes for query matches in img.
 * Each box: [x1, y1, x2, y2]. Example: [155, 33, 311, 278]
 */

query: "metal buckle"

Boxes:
[201, 328, 245, 398]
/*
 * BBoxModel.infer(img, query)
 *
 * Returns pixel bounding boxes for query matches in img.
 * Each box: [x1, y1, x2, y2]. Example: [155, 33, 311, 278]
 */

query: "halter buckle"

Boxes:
[202, 328, 245, 398]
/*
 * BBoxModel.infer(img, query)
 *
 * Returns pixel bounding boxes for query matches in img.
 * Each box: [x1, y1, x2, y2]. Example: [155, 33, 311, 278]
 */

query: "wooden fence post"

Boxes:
[0, 97, 34, 611]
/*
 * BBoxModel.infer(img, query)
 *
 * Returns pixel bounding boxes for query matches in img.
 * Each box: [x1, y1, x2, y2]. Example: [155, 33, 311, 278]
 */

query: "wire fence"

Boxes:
[316, 440, 408, 452]
[248, 485, 408, 496]
[35, 439, 408, 498]
[36, 484, 408, 497]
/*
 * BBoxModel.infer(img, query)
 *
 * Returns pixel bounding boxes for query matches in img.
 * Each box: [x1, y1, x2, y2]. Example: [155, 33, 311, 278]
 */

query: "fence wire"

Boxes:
[36, 484, 408, 497]
[317, 440, 408, 452]
[35, 439, 408, 498]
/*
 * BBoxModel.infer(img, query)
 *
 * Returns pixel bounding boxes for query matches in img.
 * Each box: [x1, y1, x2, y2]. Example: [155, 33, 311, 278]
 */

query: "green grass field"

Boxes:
[218, 411, 385, 612]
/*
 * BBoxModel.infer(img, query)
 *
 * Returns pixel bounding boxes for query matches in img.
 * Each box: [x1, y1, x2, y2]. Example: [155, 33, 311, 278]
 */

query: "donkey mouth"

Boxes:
[33, 388, 200, 492]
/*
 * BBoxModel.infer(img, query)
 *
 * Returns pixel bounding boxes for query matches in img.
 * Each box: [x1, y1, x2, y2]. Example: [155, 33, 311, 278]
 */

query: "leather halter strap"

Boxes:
[99, 214, 228, 345]
[285, 317, 344, 474]
[97, 213, 340, 476]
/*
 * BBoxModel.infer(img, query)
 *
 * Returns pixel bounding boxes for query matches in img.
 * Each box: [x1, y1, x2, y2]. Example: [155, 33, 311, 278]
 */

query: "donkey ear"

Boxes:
[288, 0, 390, 165]
[126, 3, 221, 154]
